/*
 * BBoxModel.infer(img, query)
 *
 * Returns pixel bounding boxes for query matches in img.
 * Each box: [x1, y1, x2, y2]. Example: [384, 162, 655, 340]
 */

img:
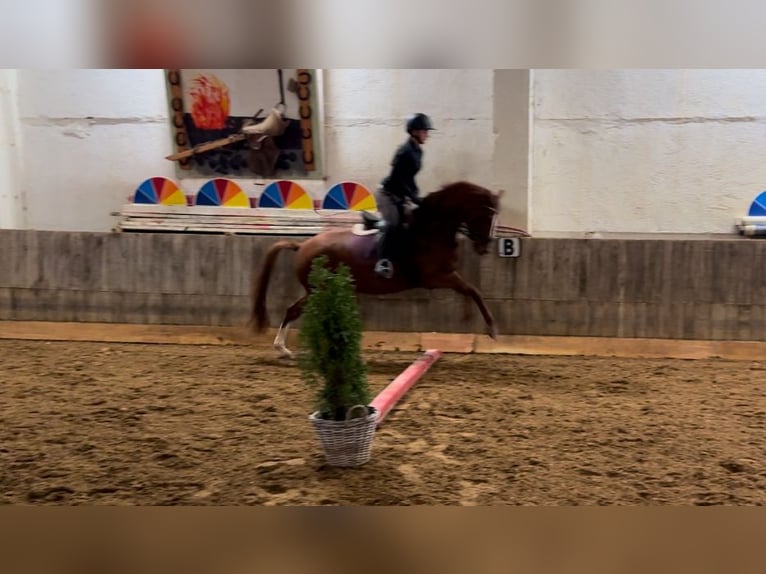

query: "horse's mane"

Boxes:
[420, 181, 497, 211]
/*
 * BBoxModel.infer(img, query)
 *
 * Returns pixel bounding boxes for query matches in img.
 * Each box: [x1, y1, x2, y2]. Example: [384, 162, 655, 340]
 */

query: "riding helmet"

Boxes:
[406, 113, 435, 133]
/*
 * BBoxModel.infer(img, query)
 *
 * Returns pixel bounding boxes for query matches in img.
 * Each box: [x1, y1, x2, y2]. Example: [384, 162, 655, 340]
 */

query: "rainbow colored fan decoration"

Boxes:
[195, 178, 250, 207]
[258, 180, 313, 209]
[133, 177, 187, 205]
[748, 191, 766, 216]
[322, 181, 377, 211]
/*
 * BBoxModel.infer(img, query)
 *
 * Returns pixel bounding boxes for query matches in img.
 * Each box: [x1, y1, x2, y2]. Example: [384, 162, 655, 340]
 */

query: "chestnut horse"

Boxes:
[250, 181, 502, 357]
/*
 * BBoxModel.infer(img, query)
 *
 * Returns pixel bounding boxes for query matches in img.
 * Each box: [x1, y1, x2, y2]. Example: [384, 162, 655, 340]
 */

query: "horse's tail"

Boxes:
[249, 240, 302, 333]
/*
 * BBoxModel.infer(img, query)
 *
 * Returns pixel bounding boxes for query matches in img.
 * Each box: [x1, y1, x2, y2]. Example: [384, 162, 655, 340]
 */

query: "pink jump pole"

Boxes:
[370, 349, 442, 426]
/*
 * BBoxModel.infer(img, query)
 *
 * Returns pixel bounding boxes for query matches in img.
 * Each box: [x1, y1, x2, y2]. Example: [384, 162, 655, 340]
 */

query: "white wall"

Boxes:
[323, 69, 495, 193]
[15, 69, 173, 232]
[3, 68, 496, 232]
[4, 68, 766, 234]
[530, 70, 766, 234]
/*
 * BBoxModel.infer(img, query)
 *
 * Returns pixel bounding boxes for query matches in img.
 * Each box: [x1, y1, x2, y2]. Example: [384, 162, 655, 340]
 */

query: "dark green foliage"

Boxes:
[298, 256, 370, 421]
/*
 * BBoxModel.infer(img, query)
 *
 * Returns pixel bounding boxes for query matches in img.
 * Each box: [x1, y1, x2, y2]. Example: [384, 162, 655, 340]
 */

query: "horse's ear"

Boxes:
[496, 189, 506, 198]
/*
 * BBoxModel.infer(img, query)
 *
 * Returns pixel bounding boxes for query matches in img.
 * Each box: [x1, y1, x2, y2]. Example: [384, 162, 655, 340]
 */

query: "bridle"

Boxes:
[460, 206, 498, 242]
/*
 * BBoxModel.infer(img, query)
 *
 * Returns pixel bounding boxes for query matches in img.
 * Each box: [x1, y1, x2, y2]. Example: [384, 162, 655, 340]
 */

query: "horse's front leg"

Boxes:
[426, 272, 498, 339]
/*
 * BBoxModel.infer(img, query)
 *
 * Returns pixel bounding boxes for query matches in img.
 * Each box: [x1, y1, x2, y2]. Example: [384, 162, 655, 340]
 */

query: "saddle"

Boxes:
[362, 211, 382, 230]
[351, 211, 384, 236]
[352, 210, 417, 281]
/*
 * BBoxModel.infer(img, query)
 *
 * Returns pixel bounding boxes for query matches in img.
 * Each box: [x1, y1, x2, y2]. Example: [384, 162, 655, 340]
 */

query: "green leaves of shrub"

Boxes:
[298, 256, 370, 420]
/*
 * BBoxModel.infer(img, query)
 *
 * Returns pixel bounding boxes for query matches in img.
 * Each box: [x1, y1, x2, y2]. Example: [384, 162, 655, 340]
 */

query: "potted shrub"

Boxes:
[298, 256, 377, 466]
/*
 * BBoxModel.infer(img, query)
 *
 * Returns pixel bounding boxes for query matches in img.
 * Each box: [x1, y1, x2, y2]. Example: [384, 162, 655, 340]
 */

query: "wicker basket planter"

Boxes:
[309, 405, 378, 467]
[299, 257, 374, 467]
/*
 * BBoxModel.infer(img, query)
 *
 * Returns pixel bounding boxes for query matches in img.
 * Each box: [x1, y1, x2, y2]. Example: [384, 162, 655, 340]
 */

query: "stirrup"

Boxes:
[374, 258, 394, 279]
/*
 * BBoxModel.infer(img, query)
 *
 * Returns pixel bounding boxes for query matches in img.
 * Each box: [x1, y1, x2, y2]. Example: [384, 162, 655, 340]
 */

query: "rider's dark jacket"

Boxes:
[380, 138, 423, 206]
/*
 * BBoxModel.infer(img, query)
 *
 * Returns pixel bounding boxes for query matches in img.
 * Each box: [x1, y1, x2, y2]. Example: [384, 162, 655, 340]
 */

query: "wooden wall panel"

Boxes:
[2, 230, 766, 341]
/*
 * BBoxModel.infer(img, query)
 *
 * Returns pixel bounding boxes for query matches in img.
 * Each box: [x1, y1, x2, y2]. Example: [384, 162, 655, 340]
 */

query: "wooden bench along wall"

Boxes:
[1, 230, 764, 341]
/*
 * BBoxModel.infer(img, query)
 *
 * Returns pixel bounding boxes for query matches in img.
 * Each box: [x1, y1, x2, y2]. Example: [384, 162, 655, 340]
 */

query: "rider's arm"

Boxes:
[389, 148, 421, 204]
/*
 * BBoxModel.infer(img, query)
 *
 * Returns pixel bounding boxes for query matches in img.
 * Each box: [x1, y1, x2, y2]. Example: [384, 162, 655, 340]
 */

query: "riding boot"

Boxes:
[375, 227, 396, 279]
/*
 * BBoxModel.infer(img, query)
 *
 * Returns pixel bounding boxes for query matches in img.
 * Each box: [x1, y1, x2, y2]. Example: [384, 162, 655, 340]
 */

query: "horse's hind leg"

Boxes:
[273, 294, 308, 358]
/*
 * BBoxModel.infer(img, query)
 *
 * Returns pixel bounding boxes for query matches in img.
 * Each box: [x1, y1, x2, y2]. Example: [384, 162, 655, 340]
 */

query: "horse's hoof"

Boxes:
[274, 345, 294, 359]
[488, 326, 498, 340]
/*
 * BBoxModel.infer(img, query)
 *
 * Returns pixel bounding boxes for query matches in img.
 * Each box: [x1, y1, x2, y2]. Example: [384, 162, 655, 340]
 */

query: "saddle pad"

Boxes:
[351, 224, 379, 236]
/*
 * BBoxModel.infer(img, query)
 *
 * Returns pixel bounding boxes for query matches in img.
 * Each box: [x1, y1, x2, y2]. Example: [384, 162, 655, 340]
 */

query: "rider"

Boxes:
[374, 113, 435, 278]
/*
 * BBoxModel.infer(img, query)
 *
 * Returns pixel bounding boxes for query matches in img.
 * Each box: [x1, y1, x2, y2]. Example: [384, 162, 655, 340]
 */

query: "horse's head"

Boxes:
[419, 182, 502, 255]
[461, 187, 502, 255]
